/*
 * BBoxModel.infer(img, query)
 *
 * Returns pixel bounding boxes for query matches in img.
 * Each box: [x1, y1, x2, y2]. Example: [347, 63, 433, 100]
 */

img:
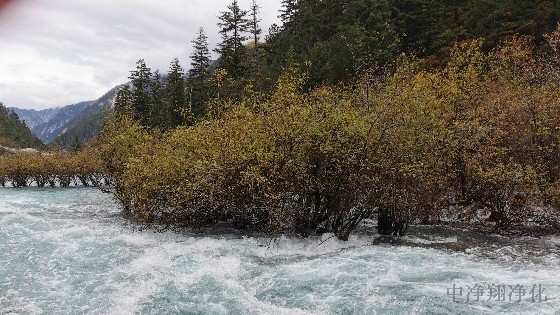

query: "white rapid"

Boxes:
[0, 188, 559, 314]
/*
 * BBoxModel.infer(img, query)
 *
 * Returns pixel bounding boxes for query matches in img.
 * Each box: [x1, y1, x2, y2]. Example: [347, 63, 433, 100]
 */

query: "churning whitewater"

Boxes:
[0, 188, 559, 314]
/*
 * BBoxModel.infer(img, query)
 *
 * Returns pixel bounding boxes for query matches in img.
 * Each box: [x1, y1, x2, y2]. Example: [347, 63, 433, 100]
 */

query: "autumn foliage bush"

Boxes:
[98, 29, 560, 239]
[0, 144, 105, 188]
[99, 69, 392, 240]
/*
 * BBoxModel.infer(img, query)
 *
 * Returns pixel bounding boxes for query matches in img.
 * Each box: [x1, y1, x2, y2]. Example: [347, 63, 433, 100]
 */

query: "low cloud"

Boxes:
[0, 0, 281, 109]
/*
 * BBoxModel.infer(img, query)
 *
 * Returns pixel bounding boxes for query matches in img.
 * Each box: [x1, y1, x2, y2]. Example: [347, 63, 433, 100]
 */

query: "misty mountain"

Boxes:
[8, 107, 59, 131]
[10, 102, 92, 144]
[9, 84, 123, 149]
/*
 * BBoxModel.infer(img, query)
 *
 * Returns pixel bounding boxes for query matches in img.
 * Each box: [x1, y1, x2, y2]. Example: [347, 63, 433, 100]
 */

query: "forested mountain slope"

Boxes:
[11, 102, 92, 144]
[53, 85, 121, 150]
[0, 103, 43, 149]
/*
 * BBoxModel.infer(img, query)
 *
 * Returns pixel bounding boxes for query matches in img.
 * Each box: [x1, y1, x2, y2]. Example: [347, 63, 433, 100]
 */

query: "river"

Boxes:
[0, 187, 559, 314]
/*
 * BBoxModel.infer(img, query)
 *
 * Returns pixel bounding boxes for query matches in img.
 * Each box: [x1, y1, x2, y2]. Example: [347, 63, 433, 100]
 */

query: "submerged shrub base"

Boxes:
[98, 36, 560, 240]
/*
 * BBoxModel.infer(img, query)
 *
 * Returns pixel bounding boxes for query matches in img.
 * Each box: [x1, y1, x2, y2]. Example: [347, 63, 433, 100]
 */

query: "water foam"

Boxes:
[1, 188, 559, 314]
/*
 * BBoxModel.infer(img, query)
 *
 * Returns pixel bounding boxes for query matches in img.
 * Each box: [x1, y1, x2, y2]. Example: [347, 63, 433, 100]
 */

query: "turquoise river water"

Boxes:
[1, 187, 559, 314]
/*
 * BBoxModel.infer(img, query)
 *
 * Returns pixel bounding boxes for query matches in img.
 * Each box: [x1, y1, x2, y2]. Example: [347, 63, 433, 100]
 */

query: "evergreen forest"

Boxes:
[0, 103, 43, 149]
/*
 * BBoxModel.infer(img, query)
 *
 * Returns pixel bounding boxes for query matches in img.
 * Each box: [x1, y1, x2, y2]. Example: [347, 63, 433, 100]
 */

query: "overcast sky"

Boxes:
[0, 0, 282, 110]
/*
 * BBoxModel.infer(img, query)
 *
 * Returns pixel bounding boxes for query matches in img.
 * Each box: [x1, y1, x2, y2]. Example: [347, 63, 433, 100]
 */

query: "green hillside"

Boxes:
[0, 102, 43, 149]
[53, 85, 121, 151]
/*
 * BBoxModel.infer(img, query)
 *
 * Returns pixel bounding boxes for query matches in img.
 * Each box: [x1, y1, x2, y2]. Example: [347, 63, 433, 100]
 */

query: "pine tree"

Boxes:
[249, 0, 262, 76]
[362, 0, 401, 69]
[215, 0, 250, 78]
[279, 0, 298, 27]
[72, 135, 82, 152]
[150, 70, 168, 129]
[189, 28, 211, 80]
[189, 28, 212, 118]
[129, 59, 152, 127]
[166, 58, 188, 127]
[250, 0, 262, 48]
[0, 102, 43, 148]
[114, 84, 133, 116]
[266, 23, 282, 42]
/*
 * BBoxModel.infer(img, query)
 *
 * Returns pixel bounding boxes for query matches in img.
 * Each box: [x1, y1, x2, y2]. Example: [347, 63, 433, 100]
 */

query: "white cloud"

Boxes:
[0, 0, 282, 109]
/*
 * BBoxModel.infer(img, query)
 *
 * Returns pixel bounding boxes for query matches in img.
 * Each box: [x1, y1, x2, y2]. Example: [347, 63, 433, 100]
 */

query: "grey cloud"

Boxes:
[0, 0, 281, 109]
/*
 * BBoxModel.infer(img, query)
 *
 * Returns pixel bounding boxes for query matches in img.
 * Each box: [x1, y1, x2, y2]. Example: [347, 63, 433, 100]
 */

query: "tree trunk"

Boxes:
[377, 208, 408, 236]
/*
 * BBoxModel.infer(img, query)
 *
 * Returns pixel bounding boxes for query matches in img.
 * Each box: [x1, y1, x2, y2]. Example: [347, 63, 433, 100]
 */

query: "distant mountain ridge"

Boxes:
[11, 102, 93, 144]
[53, 85, 121, 149]
[9, 107, 59, 131]
[9, 84, 122, 149]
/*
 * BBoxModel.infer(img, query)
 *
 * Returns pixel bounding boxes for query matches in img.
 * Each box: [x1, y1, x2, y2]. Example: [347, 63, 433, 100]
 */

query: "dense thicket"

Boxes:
[98, 31, 560, 239]
[0, 144, 106, 188]
[0, 103, 43, 149]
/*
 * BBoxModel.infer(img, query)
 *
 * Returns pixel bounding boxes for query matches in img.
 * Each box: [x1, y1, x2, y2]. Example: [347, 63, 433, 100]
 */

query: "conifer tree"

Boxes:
[189, 28, 211, 80]
[150, 70, 168, 128]
[266, 23, 282, 42]
[114, 85, 133, 116]
[72, 135, 82, 152]
[249, 0, 262, 76]
[0, 102, 43, 148]
[279, 0, 298, 27]
[361, 0, 401, 69]
[189, 28, 212, 118]
[129, 59, 152, 127]
[166, 58, 188, 127]
[250, 0, 262, 48]
[215, 0, 250, 78]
